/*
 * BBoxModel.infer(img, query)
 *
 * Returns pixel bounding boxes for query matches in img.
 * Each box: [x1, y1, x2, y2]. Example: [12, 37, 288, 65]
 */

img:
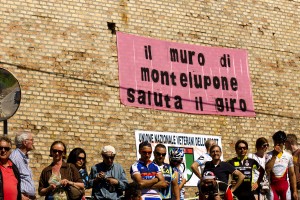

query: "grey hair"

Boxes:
[15, 131, 30, 148]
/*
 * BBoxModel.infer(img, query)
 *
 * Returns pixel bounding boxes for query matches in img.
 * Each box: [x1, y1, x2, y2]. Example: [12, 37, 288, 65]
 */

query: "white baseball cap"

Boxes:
[101, 145, 116, 155]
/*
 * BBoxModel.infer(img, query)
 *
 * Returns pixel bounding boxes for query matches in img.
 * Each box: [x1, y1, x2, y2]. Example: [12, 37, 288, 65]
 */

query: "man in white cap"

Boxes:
[89, 145, 129, 200]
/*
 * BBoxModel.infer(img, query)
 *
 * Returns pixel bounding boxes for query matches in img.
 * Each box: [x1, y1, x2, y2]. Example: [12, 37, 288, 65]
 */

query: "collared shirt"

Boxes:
[0, 160, 19, 200]
[89, 162, 128, 200]
[9, 148, 35, 196]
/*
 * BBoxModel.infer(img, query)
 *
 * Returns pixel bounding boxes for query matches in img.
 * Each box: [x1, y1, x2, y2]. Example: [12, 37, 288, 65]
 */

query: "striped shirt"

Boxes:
[130, 159, 161, 197]
[9, 149, 36, 196]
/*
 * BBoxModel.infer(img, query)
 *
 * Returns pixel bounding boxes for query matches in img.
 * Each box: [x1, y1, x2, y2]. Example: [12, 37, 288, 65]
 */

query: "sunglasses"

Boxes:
[155, 152, 166, 157]
[170, 159, 182, 163]
[238, 147, 247, 150]
[77, 157, 86, 161]
[141, 151, 152, 155]
[0, 146, 11, 151]
[103, 155, 115, 160]
[262, 143, 269, 148]
[52, 149, 64, 154]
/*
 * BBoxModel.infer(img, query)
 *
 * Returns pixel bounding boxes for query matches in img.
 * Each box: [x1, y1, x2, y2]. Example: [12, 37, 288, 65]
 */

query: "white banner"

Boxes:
[134, 130, 222, 186]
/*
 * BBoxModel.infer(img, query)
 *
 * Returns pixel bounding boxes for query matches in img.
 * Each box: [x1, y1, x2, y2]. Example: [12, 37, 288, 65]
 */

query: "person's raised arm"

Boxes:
[265, 147, 280, 176]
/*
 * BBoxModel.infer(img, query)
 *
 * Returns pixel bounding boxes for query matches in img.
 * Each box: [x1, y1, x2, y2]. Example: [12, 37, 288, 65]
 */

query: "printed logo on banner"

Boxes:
[135, 130, 222, 186]
[168, 146, 194, 182]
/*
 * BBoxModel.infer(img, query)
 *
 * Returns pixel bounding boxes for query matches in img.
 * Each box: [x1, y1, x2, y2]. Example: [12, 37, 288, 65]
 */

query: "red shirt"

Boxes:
[0, 160, 18, 200]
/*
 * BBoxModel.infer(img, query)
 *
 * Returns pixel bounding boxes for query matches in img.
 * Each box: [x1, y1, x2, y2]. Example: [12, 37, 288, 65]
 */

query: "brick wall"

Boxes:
[0, 0, 299, 198]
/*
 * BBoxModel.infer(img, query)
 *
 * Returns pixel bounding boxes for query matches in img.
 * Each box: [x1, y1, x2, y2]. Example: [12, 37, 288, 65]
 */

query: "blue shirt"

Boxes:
[130, 159, 161, 196]
[10, 149, 35, 196]
[78, 168, 89, 188]
[89, 162, 128, 200]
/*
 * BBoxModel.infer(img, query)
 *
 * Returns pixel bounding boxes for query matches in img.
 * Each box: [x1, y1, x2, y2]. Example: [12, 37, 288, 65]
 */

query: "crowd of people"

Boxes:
[0, 130, 299, 200]
[195, 131, 299, 200]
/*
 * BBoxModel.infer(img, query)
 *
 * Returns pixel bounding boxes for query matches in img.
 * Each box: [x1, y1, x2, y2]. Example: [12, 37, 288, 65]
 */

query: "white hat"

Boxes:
[101, 145, 116, 155]
[202, 171, 216, 180]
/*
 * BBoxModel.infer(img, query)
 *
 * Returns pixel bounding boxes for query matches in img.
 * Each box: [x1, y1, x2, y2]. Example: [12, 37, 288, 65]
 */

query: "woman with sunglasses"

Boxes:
[248, 137, 270, 200]
[38, 141, 84, 200]
[67, 148, 89, 189]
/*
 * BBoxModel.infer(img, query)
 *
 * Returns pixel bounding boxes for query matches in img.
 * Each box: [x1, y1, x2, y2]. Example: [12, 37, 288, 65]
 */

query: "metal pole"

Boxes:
[3, 120, 7, 135]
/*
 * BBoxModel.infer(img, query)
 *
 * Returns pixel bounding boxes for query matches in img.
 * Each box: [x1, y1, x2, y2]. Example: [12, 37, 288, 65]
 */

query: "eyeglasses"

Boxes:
[77, 157, 85, 161]
[155, 152, 166, 157]
[0, 146, 11, 151]
[52, 149, 64, 154]
[262, 143, 269, 148]
[103, 155, 115, 160]
[141, 151, 152, 155]
[237, 146, 247, 150]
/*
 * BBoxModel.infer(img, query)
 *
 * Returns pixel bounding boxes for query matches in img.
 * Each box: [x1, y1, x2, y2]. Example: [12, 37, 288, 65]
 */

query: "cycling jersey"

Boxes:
[228, 156, 260, 200]
[266, 150, 293, 200]
[130, 159, 162, 199]
[155, 163, 175, 200]
[196, 153, 212, 172]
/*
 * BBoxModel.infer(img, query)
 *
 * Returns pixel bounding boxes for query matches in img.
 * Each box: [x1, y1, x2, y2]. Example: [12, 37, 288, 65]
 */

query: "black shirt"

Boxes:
[228, 157, 260, 200]
[203, 161, 236, 184]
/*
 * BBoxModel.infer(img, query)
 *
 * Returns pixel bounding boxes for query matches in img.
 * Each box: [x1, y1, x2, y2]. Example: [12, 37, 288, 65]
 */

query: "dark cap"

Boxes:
[272, 131, 287, 143]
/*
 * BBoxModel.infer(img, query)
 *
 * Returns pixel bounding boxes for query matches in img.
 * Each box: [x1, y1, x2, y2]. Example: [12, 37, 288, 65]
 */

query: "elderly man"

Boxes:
[9, 131, 36, 200]
[0, 136, 21, 200]
[89, 145, 129, 200]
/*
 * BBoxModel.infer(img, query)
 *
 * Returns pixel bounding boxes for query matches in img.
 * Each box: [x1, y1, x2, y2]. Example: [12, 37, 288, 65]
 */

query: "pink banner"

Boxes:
[117, 32, 255, 117]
